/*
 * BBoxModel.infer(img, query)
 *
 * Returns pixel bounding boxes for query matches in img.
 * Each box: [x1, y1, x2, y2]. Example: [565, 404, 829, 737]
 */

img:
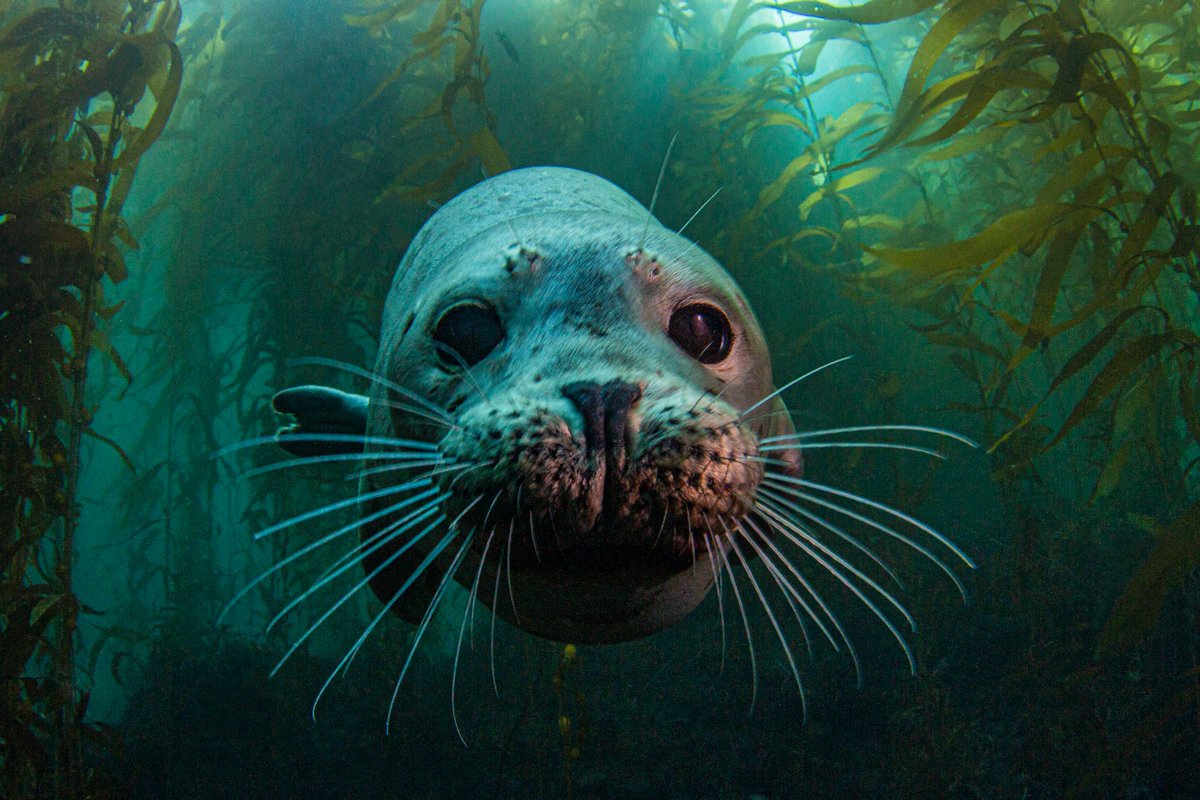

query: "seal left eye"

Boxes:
[668, 303, 733, 365]
[433, 303, 504, 367]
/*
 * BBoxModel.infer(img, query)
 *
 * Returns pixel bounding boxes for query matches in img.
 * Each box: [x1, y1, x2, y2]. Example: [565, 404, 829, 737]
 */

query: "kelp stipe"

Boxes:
[0, 1, 181, 796]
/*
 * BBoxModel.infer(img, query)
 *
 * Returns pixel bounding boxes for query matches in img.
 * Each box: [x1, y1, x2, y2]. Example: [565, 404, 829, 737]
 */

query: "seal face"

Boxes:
[275, 167, 801, 645]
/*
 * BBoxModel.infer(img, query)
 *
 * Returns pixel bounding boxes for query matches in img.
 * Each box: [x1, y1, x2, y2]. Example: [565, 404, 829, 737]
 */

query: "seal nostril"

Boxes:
[599, 380, 642, 417]
[600, 381, 641, 475]
[562, 381, 642, 465]
[562, 382, 605, 454]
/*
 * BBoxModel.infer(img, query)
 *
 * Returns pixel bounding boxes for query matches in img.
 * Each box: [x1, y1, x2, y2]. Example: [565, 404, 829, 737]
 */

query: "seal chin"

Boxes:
[482, 542, 725, 645]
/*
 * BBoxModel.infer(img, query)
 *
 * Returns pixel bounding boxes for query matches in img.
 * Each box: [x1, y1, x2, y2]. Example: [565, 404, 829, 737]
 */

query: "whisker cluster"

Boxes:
[217, 361, 509, 739]
[215, 352, 977, 737]
[694, 355, 977, 715]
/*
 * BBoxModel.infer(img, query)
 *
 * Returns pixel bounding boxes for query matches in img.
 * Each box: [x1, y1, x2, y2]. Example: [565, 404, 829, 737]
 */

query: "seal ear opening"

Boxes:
[271, 385, 369, 457]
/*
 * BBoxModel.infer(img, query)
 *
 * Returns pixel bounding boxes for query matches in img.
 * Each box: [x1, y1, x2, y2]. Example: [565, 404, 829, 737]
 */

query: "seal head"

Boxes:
[280, 167, 801, 644]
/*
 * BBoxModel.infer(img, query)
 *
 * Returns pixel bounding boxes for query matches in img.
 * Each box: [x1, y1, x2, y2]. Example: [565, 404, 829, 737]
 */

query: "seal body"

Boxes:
[282, 167, 801, 644]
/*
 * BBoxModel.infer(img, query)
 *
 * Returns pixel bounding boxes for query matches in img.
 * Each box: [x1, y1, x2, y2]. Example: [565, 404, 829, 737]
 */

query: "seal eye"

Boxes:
[433, 303, 504, 367]
[668, 303, 733, 365]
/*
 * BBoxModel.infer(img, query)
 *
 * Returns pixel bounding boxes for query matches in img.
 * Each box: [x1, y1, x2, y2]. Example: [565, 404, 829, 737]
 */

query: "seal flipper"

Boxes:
[272, 385, 369, 457]
[273, 385, 443, 625]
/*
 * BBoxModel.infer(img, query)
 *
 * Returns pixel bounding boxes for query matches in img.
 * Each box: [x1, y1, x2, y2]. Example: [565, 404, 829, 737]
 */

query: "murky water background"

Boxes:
[4, 1, 1199, 797]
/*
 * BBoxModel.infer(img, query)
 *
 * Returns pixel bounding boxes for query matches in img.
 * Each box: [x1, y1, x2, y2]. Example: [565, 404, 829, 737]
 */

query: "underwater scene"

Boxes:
[3, 0, 1200, 797]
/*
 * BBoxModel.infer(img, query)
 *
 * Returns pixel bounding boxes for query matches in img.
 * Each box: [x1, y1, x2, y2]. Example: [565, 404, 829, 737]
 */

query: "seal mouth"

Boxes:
[435, 392, 769, 579]
[449, 447, 759, 577]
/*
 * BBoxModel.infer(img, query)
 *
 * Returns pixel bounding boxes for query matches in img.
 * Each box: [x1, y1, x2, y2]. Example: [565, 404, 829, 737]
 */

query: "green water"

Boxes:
[4, 0, 1199, 798]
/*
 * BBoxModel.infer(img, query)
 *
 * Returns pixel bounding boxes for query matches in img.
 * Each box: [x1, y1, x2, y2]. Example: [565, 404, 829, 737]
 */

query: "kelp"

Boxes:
[21, 0, 1191, 794]
[353, 0, 511, 202]
[0, 1, 181, 797]
[688, 0, 1199, 664]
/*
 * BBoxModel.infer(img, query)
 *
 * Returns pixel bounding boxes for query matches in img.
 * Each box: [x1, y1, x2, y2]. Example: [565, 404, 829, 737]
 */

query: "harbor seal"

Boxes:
[272, 166, 804, 645]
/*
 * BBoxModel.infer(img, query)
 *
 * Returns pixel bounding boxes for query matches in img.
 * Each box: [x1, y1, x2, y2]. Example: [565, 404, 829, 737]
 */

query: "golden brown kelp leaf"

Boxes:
[864, 0, 1009, 156]
[771, 0, 942, 25]
[111, 37, 182, 169]
[797, 165, 891, 219]
[906, 68, 1048, 147]
[343, 0, 425, 35]
[1047, 307, 1164, 395]
[746, 102, 882, 217]
[864, 203, 1078, 278]
[363, 0, 467, 104]
[377, 129, 509, 204]
[1097, 499, 1200, 656]
[1044, 329, 1199, 451]
[351, 0, 508, 203]
[1006, 181, 1114, 370]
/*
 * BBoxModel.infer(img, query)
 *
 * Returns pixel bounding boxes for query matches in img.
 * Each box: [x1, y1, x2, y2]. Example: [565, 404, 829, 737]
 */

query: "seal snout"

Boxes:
[561, 380, 642, 473]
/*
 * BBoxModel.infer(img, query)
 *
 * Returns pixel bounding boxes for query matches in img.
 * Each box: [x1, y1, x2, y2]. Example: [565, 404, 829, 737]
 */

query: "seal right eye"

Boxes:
[432, 303, 504, 367]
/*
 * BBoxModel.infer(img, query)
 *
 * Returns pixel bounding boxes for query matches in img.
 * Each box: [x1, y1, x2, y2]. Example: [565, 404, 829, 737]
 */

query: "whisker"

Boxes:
[759, 442, 947, 460]
[660, 236, 705, 275]
[350, 457, 458, 482]
[490, 534, 506, 698]
[465, 528, 496, 652]
[214, 433, 438, 459]
[272, 513, 446, 681]
[469, 491, 507, 646]
[479, 163, 525, 251]
[688, 386, 716, 416]
[372, 397, 461, 431]
[505, 518, 520, 625]
[756, 481, 907, 592]
[735, 406, 794, 430]
[703, 533, 727, 672]
[303, 500, 446, 601]
[742, 513, 862, 682]
[433, 342, 488, 403]
[452, 526, 496, 747]
[676, 185, 724, 237]
[268, 501, 445, 634]
[387, 527, 478, 734]
[448, 461, 493, 490]
[756, 498, 917, 677]
[217, 485, 443, 625]
[748, 455, 802, 470]
[243, 449, 442, 480]
[763, 477, 966, 602]
[737, 517, 835, 656]
[528, 509, 541, 562]
[638, 130, 679, 250]
[756, 487, 917, 631]
[767, 424, 978, 448]
[309, 523, 456, 719]
[739, 355, 855, 419]
[717, 538, 758, 716]
[767, 473, 976, 571]
[253, 474, 441, 541]
[288, 356, 453, 422]
[724, 520, 807, 720]
[652, 506, 670, 548]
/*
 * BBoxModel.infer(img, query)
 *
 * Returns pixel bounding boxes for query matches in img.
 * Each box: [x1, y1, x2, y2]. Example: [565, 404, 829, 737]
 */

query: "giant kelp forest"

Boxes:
[1, 0, 1198, 797]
